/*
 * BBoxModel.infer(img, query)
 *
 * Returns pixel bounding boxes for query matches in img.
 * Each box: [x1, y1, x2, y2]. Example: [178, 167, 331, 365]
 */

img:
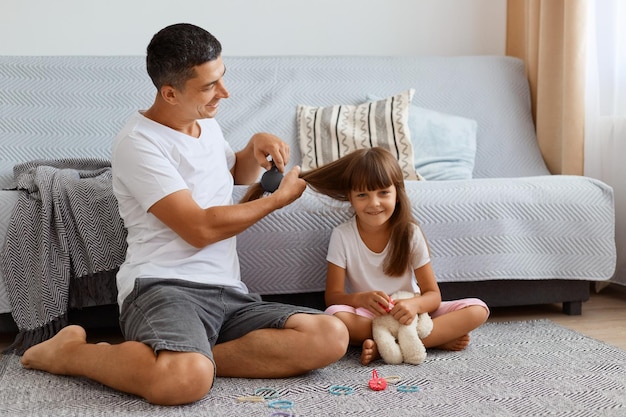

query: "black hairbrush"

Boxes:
[260, 162, 283, 193]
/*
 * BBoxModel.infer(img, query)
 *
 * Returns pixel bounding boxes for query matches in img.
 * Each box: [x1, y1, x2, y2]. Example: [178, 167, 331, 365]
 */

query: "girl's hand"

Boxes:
[390, 298, 420, 325]
[357, 291, 392, 316]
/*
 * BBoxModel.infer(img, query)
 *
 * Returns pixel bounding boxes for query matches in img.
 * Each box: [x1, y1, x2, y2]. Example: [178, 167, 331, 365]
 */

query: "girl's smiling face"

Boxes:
[348, 185, 397, 230]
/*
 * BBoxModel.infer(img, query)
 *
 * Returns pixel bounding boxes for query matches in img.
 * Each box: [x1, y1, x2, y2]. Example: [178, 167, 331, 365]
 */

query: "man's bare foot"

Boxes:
[435, 334, 470, 351]
[361, 339, 380, 365]
[21, 325, 88, 374]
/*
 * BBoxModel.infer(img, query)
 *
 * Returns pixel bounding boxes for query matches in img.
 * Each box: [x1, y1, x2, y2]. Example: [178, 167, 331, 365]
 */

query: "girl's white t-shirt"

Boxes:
[326, 216, 430, 295]
[111, 112, 245, 308]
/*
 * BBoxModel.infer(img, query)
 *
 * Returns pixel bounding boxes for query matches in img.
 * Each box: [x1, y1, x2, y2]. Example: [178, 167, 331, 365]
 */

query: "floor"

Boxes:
[488, 283, 626, 350]
[2, 284, 626, 351]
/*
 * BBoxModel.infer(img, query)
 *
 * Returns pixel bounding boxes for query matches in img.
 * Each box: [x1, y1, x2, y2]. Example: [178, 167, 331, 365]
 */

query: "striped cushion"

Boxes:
[297, 89, 420, 180]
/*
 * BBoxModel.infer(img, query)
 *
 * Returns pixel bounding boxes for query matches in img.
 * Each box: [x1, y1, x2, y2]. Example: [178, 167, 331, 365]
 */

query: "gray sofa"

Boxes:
[0, 55, 616, 334]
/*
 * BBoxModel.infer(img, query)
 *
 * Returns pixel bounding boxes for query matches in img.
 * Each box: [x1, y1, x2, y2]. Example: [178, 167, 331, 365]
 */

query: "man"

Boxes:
[21, 23, 349, 406]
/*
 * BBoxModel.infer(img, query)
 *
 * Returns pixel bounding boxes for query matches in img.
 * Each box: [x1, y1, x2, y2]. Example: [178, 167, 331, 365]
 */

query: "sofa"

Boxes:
[0, 55, 616, 337]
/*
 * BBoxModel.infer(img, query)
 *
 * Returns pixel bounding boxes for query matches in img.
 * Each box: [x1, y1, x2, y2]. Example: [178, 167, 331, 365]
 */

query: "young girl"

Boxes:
[305, 147, 490, 365]
[241, 147, 490, 365]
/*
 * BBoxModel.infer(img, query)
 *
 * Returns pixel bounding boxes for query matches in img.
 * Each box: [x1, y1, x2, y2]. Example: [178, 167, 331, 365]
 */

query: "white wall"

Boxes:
[1, 0, 506, 56]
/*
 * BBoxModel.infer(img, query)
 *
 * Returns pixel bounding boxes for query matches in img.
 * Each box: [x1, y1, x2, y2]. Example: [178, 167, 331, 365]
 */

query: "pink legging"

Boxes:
[325, 298, 489, 320]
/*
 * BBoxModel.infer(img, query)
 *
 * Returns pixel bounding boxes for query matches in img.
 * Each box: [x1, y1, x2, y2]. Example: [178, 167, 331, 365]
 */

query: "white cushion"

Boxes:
[297, 89, 420, 180]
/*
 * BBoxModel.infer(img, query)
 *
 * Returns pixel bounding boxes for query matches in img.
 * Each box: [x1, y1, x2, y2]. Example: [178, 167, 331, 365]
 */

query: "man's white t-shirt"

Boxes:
[326, 216, 430, 295]
[111, 112, 246, 308]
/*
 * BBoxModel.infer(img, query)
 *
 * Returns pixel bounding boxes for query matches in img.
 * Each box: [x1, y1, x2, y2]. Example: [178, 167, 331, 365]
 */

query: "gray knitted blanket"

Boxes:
[0, 159, 127, 354]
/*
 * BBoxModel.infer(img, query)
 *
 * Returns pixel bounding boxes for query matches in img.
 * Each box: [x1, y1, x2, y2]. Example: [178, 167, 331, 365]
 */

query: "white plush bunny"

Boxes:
[372, 290, 433, 365]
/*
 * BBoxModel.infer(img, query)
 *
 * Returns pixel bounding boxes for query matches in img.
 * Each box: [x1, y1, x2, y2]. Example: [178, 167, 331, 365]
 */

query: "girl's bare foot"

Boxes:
[435, 334, 470, 351]
[361, 339, 380, 365]
[21, 325, 87, 374]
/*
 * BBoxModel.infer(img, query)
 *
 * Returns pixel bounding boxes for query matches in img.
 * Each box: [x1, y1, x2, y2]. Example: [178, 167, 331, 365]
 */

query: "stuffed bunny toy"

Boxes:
[372, 290, 433, 365]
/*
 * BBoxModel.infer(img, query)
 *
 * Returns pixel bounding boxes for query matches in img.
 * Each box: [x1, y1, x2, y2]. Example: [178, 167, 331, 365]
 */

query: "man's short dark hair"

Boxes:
[146, 23, 222, 91]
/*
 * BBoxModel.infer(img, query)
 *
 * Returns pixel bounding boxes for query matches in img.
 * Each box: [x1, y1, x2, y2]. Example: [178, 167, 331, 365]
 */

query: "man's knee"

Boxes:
[325, 314, 350, 342]
[146, 352, 215, 406]
[309, 314, 350, 361]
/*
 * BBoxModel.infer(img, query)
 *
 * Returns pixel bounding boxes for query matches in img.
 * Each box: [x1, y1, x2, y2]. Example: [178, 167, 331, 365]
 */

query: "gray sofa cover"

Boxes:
[0, 55, 616, 332]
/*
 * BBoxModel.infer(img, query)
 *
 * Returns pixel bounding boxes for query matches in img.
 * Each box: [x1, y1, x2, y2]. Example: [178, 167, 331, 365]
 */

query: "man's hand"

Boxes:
[234, 132, 290, 185]
[270, 165, 306, 207]
[251, 132, 290, 172]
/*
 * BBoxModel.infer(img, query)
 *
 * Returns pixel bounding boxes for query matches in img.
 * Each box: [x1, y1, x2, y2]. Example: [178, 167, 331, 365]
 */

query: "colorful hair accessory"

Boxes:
[329, 385, 355, 395]
[397, 384, 420, 393]
[383, 375, 401, 383]
[268, 399, 294, 409]
[236, 395, 266, 402]
[253, 387, 279, 399]
[378, 299, 395, 313]
[368, 369, 387, 391]
[270, 413, 293, 417]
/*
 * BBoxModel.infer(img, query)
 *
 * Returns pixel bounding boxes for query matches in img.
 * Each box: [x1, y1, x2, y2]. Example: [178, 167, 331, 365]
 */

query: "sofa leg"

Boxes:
[563, 300, 582, 315]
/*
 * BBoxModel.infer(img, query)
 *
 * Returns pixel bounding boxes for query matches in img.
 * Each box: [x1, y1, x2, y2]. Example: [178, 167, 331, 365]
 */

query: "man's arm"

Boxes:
[149, 165, 305, 248]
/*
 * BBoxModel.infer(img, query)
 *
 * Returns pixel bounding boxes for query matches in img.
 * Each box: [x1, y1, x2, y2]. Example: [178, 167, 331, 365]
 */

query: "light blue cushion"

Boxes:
[368, 95, 478, 180]
[409, 105, 478, 180]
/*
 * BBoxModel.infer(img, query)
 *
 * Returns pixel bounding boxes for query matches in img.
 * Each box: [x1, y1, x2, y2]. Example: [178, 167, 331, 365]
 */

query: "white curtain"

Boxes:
[584, 0, 626, 286]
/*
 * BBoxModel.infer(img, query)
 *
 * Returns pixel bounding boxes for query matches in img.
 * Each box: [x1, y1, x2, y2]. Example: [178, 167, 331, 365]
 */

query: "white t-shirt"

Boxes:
[326, 216, 430, 295]
[111, 112, 245, 308]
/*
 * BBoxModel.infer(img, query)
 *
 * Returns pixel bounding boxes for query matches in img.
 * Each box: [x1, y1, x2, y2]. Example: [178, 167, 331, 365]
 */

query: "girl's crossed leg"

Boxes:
[327, 298, 490, 365]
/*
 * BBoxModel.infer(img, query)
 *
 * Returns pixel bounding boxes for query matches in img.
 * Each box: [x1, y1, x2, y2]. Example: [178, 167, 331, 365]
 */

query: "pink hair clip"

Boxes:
[368, 369, 387, 391]
[379, 299, 395, 313]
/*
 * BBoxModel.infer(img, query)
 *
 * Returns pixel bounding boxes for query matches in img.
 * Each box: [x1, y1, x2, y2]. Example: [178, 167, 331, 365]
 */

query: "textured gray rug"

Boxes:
[0, 320, 624, 416]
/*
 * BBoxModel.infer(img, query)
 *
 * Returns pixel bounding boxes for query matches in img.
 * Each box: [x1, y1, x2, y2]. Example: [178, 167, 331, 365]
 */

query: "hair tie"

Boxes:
[268, 399, 294, 409]
[328, 385, 354, 395]
[253, 387, 279, 399]
[397, 384, 420, 393]
[236, 395, 265, 402]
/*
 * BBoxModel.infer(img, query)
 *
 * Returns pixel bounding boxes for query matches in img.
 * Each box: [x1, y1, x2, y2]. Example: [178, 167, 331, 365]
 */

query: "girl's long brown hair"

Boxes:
[240, 147, 418, 276]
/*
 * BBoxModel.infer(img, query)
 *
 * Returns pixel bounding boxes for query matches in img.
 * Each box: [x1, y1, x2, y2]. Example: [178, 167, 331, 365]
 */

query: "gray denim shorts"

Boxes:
[118, 278, 322, 361]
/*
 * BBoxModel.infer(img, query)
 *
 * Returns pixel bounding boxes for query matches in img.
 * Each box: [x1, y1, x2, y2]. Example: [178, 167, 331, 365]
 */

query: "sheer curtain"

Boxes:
[585, 0, 626, 286]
